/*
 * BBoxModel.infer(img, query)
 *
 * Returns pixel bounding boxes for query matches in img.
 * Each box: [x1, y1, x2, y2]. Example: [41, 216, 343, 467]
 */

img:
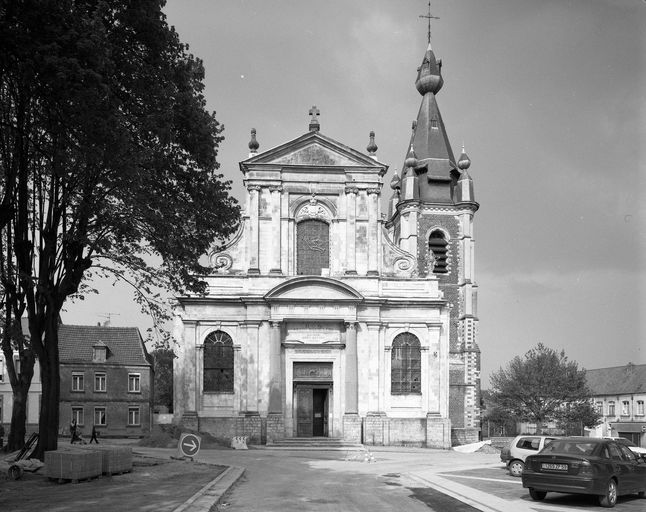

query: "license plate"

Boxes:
[541, 463, 568, 471]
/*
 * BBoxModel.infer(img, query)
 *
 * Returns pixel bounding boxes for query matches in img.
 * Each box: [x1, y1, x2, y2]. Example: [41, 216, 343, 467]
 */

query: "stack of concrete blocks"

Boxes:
[44, 447, 102, 483]
[78, 445, 133, 476]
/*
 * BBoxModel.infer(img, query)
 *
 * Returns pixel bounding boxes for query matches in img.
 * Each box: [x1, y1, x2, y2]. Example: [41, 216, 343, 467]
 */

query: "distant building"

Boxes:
[585, 363, 646, 447]
[173, 38, 480, 447]
[2, 324, 153, 439]
[58, 325, 154, 438]
[0, 351, 42, 434]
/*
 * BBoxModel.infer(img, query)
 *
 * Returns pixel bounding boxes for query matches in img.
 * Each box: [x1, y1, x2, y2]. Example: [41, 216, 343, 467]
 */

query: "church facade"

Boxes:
[173, 42, 480, 448]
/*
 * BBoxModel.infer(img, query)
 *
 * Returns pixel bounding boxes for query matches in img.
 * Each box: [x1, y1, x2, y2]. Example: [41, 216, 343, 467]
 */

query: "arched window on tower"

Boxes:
[203, 330, 234, 393]
[429, 230, 448, 273]
[391, 332, 421, 394]
[297, 219, 329, 275]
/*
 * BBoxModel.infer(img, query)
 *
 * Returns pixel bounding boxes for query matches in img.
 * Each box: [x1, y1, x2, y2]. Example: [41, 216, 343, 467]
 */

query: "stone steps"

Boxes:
[265, 437, 365, 451]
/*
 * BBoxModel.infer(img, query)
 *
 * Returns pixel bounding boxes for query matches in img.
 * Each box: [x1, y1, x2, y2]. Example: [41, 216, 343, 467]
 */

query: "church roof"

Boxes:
[58, 324, 151, 366]
[585, 363, 646, 396]
[240, 129, 388, 173]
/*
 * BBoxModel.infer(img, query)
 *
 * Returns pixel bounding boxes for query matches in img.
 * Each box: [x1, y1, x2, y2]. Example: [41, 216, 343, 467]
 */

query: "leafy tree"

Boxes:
[489, 343, 598, 431]
[151, 347, 174, 413]
[0, 0, 239, 458]
[555, 401, 602, 436]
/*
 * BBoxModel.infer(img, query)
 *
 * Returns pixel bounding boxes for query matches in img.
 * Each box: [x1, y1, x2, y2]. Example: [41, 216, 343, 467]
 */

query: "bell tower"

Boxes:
[386, 29, 481, 442]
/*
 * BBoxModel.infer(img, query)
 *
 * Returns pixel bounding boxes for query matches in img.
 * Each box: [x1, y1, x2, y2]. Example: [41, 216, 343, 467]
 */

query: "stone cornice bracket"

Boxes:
[270, 321, 281, 329]
[345, 186, 359, 195]
[269, 186, 283, 193]
[367, 187, 380, 196]
[247, 185, 262, 192]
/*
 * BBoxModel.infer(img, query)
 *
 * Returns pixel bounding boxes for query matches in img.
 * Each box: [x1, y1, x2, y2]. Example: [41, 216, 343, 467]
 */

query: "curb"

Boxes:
[172, 465, 245, 512]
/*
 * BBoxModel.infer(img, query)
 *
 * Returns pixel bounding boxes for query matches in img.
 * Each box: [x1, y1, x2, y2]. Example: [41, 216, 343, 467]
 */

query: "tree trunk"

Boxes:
[33, 316, 61, 460]
[7, 386, 28, 452]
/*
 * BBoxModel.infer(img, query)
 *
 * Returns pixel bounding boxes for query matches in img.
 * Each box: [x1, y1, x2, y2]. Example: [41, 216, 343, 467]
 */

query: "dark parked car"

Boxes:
[522, 437, 646, 508]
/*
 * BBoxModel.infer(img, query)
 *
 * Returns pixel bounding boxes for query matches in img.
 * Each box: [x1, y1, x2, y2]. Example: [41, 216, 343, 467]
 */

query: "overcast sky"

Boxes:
[64, 0, 645, 385]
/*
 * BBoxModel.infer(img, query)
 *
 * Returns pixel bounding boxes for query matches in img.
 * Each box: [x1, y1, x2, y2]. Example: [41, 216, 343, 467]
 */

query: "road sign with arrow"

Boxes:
[178, 432, 201, 458]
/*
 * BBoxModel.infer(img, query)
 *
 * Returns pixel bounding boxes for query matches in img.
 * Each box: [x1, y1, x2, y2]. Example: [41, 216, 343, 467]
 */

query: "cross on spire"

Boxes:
[419, 1, 439, 44]
[309, 105, 320, 132]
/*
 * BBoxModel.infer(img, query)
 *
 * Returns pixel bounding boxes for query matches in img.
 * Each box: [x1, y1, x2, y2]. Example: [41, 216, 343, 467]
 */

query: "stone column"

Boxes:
[268, 321, 282, 413]
[179, 321, 199, 429]
[345, 187, 358, 274]
[344, 322, 358, 413]
[248, 185, 261, 274]
[367, 188, 380, 275]
[343, 321, 361, 442]
[269, 186, 282, 274]
[267, 321, 285, 442]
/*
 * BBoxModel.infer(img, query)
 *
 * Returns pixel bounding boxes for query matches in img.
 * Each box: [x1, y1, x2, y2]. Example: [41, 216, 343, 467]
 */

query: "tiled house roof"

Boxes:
[58, 325, 151, 367]
[585, 363, 646, 395]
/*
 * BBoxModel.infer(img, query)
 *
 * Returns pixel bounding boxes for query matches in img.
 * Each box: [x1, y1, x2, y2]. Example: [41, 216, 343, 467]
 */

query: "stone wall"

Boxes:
[451, 427, 480, 446]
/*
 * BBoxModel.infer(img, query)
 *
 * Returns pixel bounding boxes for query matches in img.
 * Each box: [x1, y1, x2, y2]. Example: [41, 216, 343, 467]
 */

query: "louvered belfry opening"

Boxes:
[297, 219, 329, 275]
[429, 230, 448, 273]
[203, 330, 234, 392]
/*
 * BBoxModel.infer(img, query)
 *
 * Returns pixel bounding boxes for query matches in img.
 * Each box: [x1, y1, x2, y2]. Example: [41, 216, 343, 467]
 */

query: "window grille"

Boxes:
[429, 230, 448, 273]
[204, 330, 234, 392]
[297, 219, 329, 275]
[391, 332, 422, 394]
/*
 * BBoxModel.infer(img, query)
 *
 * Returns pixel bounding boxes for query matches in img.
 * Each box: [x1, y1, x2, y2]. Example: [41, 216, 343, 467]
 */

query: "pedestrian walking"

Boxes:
[70, 419, 78, 444]
[90, 425, 99, 444]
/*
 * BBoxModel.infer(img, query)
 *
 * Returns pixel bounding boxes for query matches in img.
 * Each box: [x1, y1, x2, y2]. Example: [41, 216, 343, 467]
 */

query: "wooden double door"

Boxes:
[296, 385, 330, 437]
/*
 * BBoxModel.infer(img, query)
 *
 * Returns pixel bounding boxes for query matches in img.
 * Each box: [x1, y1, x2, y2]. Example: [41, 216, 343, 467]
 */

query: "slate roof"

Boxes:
[585, 363, 646, 395]
[58, 324, 151, 367]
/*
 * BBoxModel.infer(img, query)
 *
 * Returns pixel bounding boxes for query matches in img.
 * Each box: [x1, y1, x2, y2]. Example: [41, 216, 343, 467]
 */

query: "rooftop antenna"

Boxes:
[98, 313, 120, 327]
[419, 1, 440, 44]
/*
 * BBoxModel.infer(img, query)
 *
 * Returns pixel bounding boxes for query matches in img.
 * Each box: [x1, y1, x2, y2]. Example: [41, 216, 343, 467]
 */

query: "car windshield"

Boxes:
[541, 440, 597, 456]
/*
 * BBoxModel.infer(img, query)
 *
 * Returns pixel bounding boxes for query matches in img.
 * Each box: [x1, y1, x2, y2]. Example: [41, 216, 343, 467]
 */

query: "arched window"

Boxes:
[297, 219, 329, 275]
[391, 333, 421, 394]
[203, 330, 234, 392]
[429, 230, 448, 273]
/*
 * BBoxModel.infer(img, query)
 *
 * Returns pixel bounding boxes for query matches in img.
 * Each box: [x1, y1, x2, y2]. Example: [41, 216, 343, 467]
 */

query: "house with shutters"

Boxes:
[173, 37, 481, 447]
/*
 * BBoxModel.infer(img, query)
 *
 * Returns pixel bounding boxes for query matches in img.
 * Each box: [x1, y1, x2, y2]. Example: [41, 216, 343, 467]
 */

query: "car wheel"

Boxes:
[598, 479, 617, 508]
[508, 460, 524, 477]
[529, 488, 546, 501]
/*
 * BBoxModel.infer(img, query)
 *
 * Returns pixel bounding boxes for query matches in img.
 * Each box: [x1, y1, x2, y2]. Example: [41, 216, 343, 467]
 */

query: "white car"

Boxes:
[603, 436, 646, 457]
[501, 435, 559, 477]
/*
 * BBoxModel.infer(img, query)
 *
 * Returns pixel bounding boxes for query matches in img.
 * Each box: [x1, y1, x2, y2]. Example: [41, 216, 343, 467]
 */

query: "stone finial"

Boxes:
[248, 128, 259, 156]
[309, 105, 320, 132]
[366, 131, 378, 155]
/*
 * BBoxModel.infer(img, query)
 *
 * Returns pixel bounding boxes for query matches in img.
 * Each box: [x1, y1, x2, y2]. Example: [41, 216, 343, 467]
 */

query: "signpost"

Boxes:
[178, 432, 201, 459]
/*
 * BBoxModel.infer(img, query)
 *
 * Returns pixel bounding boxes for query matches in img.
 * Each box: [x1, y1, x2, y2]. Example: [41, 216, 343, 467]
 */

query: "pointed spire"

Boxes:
[248, 128, 259, 157]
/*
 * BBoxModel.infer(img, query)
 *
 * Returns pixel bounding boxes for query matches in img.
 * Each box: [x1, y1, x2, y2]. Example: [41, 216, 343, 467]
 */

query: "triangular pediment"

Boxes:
[244, 132, 387, 169]
[265, 277, 363, 302]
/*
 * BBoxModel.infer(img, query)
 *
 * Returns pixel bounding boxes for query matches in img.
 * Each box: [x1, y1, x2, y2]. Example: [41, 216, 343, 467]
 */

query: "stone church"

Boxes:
[173, 40, 480, 448]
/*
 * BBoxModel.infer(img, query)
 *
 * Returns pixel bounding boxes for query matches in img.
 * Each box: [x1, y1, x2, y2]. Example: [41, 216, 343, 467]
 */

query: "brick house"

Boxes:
[585, 363, 646, 447]
[59, 325, 154, 438]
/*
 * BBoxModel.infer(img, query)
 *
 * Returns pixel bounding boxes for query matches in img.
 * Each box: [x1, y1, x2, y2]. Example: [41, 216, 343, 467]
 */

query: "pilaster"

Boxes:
[248, 185, 261, 274]
[367, 188, 380, 275]
[345, 186, 358, 274]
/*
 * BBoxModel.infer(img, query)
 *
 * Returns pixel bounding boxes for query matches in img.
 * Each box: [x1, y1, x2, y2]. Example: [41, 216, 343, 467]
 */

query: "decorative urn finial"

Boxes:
[248, 128, 259, 153]
[367, 131, 378, 155]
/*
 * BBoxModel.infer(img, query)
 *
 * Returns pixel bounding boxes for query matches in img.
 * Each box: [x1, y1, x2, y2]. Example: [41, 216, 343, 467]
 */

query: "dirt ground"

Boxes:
[0, 453, 226, 512]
